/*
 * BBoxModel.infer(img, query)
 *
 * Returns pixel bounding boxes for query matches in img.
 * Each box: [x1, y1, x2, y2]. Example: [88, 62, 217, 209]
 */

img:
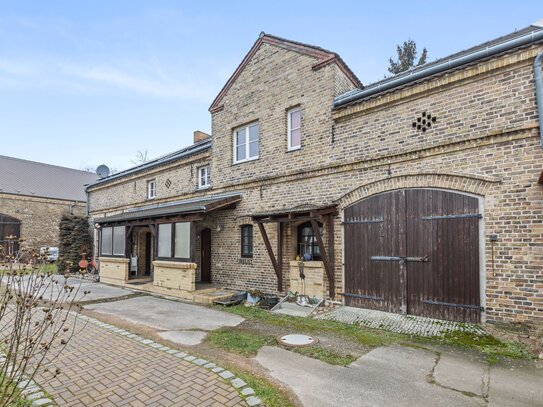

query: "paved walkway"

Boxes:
[35, 315, 249, 407]
[317, 306, 486, 337]
[257, 345, 543, 407]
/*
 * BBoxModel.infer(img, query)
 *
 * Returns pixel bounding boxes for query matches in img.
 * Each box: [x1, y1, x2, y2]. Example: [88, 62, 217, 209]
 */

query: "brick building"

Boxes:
[87, 22, 543, 326]
[0, 155, 97, 254]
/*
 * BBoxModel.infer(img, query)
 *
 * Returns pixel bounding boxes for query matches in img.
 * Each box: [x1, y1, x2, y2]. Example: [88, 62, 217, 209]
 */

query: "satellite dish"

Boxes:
[96, 165, 110, 179]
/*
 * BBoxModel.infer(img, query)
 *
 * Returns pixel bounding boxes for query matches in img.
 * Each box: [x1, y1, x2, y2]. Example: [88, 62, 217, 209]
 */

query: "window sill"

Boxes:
[239, 257, 253, 265]
[197, 185, 211, 190]
[233, 156, 259, 165]
[287, 146, 301, 152]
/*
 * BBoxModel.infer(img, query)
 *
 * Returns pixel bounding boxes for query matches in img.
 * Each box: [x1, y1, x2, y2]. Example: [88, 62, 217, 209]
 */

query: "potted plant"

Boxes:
[247, 289, 264, 305]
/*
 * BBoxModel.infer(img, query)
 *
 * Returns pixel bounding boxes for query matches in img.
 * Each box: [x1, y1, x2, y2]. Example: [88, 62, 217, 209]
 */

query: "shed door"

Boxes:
[0, 214, 21, 257]
[344, 189, 481, 323]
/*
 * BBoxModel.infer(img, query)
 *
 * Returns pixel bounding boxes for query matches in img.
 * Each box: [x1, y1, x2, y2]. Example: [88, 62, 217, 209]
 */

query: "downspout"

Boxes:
[534, 50, 543, 147]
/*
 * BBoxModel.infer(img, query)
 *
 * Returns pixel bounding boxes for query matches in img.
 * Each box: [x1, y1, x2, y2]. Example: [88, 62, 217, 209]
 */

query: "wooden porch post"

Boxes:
[327, 214, 335, 298]
[277, 222, 283, 292]
[311, 219, 334, 298]
[257, 222, 282, 291]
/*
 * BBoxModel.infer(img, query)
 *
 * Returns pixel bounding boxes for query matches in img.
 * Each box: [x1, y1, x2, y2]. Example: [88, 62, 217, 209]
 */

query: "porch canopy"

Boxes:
[95, 194, 241, 266]
[251, 204, 338, 295]
[96, 194, 242, 226]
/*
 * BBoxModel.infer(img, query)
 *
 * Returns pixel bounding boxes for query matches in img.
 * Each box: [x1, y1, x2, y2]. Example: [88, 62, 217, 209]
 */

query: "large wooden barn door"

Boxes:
[344, 189, 481, 323]
[0, 214, 21, 257]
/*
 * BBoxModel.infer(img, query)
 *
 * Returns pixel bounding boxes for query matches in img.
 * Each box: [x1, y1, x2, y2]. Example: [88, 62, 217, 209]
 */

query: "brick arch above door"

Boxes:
[335, 172, 500, 209]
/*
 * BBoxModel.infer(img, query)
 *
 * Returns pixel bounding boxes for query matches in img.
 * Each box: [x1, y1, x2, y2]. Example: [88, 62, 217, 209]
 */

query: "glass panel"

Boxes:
[158, 224, 172, 258]
[101, 227, 112, 255]
[290, 110, 301, 129]
[249, 124, 259, 142]
[174, 222, 190, 259]
[249, 140, 259, 158]
[236, 145, 246, 161]
[236, 130, 246, 146]
[206, 166, 211, 185]
[290, 128, 301, 148]
[112, 226, 125, 255]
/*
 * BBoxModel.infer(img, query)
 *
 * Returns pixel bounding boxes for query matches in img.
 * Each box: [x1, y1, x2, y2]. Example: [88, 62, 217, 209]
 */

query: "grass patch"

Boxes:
[229, 369, 294, 407]
[293, 346, 357, 366]
[0, 376, 32, 407]
[423, 331, 534, 364]
[219, 305, 405, 347]
[206, 328, 273, 356]
[218, 305, 536, 364]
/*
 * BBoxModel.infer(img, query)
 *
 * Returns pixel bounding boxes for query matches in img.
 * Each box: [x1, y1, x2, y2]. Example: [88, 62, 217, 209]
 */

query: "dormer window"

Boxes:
[234, 123, 259, 164]
[147, 180, 156, 199]
[198, 165, 211, 189]
[287, 108, 302, 151]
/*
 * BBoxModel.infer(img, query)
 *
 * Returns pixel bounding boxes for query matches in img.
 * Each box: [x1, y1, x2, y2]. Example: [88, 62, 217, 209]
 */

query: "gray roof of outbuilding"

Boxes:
[0, 155, 97, 201]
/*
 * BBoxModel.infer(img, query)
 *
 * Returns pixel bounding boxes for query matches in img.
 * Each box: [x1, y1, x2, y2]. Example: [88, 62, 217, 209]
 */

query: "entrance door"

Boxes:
[344, 189, 481, 323]
[200, 228, 211, 283]
[0, 214, 21, 257]
[144, 232, 152, 276]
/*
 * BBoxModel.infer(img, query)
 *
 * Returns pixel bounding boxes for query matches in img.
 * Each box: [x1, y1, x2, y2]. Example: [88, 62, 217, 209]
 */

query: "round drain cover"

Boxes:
[277, 334, 318, 347]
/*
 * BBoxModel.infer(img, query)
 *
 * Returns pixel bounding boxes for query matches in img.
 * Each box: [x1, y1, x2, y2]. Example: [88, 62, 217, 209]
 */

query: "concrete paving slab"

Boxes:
[85, 295, 244, 331]
[489, 362, 543, 407]
[256, 345, 482, 407]
[2, 275, 133, 302]
[158, 330, 208, 345]
[434, 351, 489, 397]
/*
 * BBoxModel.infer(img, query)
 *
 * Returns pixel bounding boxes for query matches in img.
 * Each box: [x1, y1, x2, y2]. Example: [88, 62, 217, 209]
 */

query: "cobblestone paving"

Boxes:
[317, 306, 486, 337]
[35, 315, 249, 407]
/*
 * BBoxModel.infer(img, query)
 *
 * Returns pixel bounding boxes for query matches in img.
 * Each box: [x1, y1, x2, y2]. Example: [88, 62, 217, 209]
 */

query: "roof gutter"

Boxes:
[334, 26, 543, 108]
[534, 50, 543, 147]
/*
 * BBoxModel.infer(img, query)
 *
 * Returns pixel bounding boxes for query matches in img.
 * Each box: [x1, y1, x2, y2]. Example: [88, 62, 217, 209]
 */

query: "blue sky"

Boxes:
[0, 1, 541, 172]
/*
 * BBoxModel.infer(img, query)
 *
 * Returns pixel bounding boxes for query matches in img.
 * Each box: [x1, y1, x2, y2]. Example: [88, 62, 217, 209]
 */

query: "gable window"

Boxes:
[198, 165, 210, 189]
[234, 123, 259, 163]
[297, 221, 322, 261]
[287, 108, 302, 151]
[157, 222, 191, 260]
[241, 224, 253, 257]
[147, 180, 156, 199]
[100, 226, 126, 257]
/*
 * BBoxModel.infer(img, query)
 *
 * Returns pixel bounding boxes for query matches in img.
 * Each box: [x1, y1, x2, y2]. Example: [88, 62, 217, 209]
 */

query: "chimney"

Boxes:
[194, 130, 210, 143]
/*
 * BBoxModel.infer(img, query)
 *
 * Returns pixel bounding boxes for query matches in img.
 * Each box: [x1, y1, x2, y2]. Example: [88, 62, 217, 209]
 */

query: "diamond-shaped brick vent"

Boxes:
[165, 179, 172, 189]
[412, 111, 437, 132]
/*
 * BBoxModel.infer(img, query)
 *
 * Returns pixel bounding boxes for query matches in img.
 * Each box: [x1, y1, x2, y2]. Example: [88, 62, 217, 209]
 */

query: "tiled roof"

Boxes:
[0, 155, 97, 201]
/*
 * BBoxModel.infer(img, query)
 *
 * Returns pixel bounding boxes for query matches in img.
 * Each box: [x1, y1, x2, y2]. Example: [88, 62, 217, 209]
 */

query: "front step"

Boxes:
[192, 288, 237, 304]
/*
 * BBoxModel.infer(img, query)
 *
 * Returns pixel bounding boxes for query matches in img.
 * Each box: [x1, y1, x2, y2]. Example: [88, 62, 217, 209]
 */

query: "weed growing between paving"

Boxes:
[216, 305, 536, 365]
[421, 331, 534, 364]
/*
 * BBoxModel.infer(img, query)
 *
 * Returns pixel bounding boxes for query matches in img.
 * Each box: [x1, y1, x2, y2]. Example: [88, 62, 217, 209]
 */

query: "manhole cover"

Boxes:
[277, 334, 318, 347]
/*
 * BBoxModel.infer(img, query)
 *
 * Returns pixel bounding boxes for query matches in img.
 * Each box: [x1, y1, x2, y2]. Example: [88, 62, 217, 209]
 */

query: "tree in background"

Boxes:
[388, 39, 428, 75]
[130, 149, 150, 166]
[57, 215, 93, 273]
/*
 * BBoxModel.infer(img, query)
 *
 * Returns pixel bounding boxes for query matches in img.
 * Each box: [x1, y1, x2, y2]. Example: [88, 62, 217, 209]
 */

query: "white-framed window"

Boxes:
[233, 123, 259, 164]
[147, 180, 156, 199]
[198, 165, 210, 189]
[287, 107, 302, 151]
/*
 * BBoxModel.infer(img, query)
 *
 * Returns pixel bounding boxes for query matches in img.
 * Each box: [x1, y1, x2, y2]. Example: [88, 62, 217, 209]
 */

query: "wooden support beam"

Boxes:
[311, 219, 333, 298]
[257, 222, 282, 291]
[327, 214, 335, 298]
[277, 222, 283, 292]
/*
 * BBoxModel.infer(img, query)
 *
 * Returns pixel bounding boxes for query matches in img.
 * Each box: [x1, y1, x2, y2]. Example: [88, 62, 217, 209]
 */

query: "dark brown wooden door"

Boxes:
[344, 189, 481, 323]
[200, 228, 211, 283]
[0, 214, 21, 257]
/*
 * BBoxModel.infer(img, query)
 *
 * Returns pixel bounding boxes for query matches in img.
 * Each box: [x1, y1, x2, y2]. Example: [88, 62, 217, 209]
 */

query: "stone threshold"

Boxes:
[75, 313, 262, 406]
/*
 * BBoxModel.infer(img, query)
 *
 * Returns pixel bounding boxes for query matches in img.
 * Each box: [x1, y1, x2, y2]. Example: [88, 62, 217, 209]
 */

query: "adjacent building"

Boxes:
[0, 155, 97, 255]
[87, 22, 543, 327]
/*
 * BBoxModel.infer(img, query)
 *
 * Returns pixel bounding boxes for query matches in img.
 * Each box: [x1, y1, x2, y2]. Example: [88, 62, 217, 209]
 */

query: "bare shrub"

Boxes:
[0, 236, 89, 406]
